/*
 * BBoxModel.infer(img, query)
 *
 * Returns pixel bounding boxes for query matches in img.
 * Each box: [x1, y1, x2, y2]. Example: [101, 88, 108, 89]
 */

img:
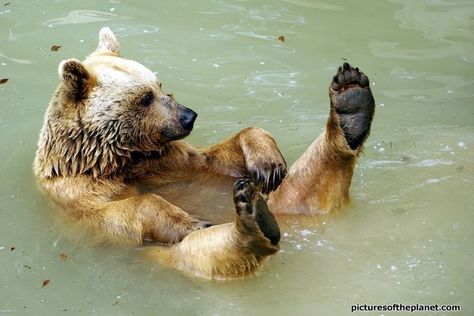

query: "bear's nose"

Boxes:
[180, 108, 198, 131]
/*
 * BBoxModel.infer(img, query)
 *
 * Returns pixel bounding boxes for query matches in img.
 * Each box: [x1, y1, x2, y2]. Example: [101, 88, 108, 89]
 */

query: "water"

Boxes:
[1, 0, 473, 315]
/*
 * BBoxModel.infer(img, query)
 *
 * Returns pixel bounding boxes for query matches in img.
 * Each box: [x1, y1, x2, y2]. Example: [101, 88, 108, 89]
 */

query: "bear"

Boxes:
[34, 27, 375, 280]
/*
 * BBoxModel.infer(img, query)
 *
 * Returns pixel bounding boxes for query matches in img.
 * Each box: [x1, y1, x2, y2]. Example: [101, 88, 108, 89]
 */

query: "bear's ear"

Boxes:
[95, 27, 120, 55]
[58, 59, 95, 101]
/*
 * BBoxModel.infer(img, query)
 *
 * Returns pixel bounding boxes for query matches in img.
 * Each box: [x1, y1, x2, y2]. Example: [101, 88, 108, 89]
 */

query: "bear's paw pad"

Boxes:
[330, 63, 375, 150]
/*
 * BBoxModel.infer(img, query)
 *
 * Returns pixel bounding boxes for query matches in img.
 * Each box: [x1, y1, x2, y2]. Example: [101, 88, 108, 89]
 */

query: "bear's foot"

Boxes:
[330, 62, 375, 150]
[233, 178, 280, 252]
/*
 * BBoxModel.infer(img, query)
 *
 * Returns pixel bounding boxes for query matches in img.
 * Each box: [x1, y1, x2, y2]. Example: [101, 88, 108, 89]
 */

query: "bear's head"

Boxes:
[35, 27, 197, 178]
[60, 27, 197, 148]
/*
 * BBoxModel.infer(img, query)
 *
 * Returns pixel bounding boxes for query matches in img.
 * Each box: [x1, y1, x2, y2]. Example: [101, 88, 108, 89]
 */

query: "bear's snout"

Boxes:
[180, 108, 198, 131]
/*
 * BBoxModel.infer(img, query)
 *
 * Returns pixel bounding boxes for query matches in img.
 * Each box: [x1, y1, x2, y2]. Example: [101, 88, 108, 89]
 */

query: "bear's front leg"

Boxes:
[96, 194, 211, 244]
[204, 127, 287, 194]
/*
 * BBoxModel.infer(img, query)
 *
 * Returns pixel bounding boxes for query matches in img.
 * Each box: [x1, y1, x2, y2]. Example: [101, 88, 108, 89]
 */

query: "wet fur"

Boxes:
[34, 28, 375, 279]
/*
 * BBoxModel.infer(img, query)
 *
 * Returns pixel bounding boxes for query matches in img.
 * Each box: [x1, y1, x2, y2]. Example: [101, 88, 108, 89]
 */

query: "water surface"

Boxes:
[1, 0, 473, 315]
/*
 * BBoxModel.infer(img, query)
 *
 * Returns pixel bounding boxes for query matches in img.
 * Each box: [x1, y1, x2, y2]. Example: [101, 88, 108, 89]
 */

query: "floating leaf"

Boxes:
[51, 45, 62, 52]
[0, 78, 8, 84]
[42, 279, 50, 287]
[59, 253, 68, 261]
[277, 35, 285, 42]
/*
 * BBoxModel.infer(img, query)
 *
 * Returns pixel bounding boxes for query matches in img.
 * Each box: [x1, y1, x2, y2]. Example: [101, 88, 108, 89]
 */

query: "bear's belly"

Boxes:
[146, 174, 236, 224]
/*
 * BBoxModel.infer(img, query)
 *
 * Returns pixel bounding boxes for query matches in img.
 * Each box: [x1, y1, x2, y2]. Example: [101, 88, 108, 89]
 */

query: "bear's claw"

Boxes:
[233, 178, 256, 215]
[192, 219, 213, 229]
[331, 62, 370, 91]
[249, 163, 287, 195]
[233, 178, 281, 247]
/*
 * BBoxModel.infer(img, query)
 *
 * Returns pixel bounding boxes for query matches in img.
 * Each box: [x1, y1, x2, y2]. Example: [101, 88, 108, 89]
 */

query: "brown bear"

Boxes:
[34, 27, 374, 280]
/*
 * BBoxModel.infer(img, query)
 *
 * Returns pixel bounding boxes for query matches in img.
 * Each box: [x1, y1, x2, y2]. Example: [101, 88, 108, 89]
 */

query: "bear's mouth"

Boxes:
[162, 127, 193, 142]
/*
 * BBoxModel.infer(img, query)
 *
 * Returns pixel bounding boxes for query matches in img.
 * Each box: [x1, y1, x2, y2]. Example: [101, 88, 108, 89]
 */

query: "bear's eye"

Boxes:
[138, 91, 154, 107]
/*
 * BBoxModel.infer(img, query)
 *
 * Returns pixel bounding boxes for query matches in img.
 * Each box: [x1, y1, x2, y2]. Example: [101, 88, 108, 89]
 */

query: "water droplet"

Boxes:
[300, 229, 312, 237]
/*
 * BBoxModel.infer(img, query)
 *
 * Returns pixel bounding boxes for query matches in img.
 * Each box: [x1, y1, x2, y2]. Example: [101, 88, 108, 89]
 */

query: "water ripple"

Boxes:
[44, 9, 130, 26]
[371, 0, 474, 60]
[280, 0, 343, 10]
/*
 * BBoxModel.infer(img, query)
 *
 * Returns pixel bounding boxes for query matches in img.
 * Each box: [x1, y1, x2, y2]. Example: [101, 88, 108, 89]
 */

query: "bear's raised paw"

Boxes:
[329, 62, 375, 150]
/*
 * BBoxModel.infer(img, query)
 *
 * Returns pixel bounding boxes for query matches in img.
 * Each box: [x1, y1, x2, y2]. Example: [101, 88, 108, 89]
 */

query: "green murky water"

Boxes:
[1, 0, 473, 315]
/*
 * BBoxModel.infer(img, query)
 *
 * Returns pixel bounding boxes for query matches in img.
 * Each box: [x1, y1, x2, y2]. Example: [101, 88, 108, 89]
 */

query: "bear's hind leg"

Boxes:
[267, 63, 375, 215]
[143, 179, 280, 280]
